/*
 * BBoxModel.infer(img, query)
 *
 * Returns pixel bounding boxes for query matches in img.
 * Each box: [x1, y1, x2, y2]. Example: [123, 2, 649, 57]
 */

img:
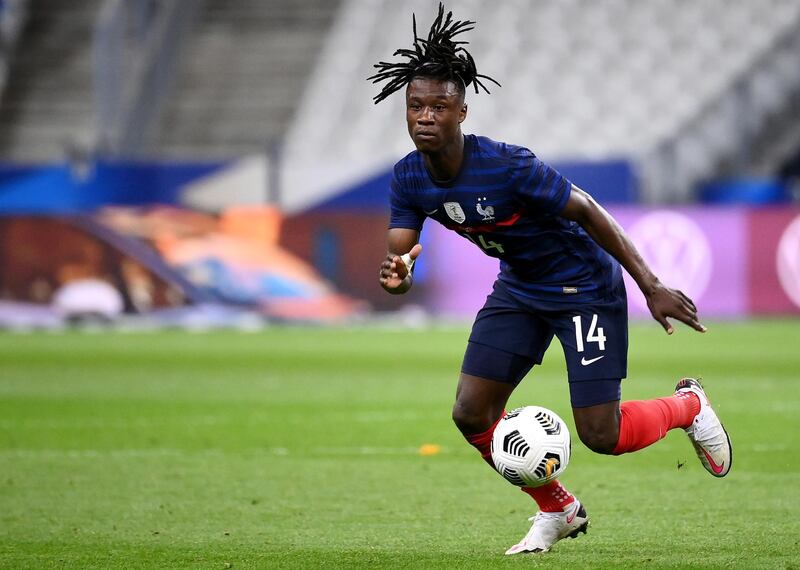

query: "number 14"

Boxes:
[572, 314, 606, 352]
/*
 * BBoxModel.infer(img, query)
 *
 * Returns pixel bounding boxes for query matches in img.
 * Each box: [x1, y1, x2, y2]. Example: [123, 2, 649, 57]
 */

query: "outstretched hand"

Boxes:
[379, 244, 422, 292]
[646, 283, 707, 335]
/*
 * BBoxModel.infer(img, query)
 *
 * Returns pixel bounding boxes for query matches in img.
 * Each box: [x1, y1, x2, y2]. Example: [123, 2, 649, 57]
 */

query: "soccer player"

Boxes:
[373, 4, 732, 555]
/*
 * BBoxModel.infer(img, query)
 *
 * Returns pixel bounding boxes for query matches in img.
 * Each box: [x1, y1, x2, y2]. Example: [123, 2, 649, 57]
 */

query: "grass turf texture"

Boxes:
[1, 321, 799, 569]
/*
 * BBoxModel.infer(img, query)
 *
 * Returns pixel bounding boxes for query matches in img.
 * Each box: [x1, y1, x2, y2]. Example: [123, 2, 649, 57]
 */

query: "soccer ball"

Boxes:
[491, 406, 571, 488]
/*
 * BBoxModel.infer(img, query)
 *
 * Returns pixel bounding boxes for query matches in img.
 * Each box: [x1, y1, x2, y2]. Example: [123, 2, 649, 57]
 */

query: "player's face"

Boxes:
[405, 78, 467, 153]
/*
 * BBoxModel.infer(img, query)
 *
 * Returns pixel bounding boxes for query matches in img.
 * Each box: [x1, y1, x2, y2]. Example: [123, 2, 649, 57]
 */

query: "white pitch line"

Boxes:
[0, 416, 228, 429]
[0, 446, 449, 459]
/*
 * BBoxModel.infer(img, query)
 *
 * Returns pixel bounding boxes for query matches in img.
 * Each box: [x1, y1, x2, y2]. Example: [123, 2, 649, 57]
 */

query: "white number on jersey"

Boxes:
[572, 314, 607, 353]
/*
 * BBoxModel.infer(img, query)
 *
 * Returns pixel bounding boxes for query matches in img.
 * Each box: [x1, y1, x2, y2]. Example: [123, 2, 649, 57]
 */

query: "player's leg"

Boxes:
[611, 390, 699, 455]
[555, 281, 731, 473]
[569, 393, 619, 454]
[452, 372, 514, 465]
[552, 286, 706, 455]
[458, 282, 587, 555]
[569, 384, 697, 455]
[454, 370, 578, 503]
[569, 378, 731, 476]
[454, 368, 589, 556]
[456, 281, 551, 462]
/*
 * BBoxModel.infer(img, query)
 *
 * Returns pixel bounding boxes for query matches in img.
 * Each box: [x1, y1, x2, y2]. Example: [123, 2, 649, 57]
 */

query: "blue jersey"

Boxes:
[389, 134, 622, 303]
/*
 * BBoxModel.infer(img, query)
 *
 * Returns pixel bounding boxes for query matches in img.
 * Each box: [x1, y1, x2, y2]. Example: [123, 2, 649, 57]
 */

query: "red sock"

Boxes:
[613, 392, 700, 455]
[464, 412, 504, 468]
[521, 480, 575, 512]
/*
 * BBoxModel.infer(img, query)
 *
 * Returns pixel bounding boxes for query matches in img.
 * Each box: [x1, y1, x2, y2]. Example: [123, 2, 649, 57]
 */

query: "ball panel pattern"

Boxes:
[502, 429, 530, 458]
[500, 466, 526, 486]
[490, 406, 571, 488]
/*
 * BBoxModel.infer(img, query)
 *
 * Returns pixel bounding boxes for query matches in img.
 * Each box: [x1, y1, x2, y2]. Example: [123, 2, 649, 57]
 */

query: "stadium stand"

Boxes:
[92, 0, 200, 157]
[0, 0, 27, 103]
[0, 0, 797, 205]
[153, 0, 342, 158]
[0, 0, 99, 161]
[282, 0, 800, 209]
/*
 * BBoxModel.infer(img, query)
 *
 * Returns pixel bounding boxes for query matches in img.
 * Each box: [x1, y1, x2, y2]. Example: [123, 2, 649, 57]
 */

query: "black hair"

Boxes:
[368, 2, 500, 104]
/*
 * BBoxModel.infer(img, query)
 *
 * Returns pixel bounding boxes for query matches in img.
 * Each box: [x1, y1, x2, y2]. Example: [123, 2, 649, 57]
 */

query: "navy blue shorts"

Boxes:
[461, 279, 628, 408]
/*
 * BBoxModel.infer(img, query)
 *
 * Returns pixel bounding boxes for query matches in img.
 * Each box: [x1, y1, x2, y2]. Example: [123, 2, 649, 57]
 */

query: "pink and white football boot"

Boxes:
[505, 499, 589, 555]
[675, 378, 732, 477]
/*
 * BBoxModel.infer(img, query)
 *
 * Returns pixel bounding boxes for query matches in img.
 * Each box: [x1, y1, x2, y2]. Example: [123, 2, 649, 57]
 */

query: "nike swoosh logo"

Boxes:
[424, 209, 438, 215]
[580, 355, 605, 366]
[701, 448, 725, 474]
[566, 502, 579, 524]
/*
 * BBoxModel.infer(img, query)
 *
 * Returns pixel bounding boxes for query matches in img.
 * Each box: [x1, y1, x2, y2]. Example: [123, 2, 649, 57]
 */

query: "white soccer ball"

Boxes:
[491, 406, 571, 488]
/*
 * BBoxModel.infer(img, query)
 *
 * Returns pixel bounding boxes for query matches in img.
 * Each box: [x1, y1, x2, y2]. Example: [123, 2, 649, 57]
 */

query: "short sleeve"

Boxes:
[388, 170, 425, 230]
[509, 149, 571, 215]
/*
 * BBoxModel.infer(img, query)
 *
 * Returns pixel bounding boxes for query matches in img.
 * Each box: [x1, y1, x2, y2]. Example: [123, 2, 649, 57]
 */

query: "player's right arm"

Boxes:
[379, 228, 422, 295]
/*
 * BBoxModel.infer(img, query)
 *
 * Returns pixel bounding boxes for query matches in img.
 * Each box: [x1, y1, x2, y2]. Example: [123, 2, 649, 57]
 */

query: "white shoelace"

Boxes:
[522, 511, 563, 542]
[528, 511, 563, 524]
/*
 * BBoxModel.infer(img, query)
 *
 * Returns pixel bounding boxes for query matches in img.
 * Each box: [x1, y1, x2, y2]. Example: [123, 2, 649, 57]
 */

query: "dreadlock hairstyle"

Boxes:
[368, 2, 500, 104]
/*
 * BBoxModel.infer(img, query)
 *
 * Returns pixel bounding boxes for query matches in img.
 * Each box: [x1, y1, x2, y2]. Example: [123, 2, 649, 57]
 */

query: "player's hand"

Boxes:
[645, 282, 707, 335]
[379, 244, 422, 292]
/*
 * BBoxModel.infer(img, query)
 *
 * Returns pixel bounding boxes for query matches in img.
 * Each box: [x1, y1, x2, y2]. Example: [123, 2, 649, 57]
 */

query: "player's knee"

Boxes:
[451, 400, 495, 436]
[576, 424, 618, 455]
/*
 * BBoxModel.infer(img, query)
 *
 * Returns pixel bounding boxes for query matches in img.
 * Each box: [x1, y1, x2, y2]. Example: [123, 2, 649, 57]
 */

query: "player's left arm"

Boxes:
[560, 185, 706, 335]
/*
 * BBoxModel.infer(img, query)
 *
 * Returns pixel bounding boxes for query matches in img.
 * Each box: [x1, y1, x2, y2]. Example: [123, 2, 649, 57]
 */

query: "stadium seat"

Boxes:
[282, 0, 800, 209]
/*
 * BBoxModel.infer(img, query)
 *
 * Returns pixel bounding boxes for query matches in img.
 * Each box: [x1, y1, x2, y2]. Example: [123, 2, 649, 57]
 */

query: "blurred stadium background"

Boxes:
[0, 0, 798, 327]
[3, 2, 800, 567]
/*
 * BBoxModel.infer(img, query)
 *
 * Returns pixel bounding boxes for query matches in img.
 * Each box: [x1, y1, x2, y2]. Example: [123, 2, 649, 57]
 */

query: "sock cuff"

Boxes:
[675, 391, 701, 422]
[464, 411, 505, 446]
[522, 480, 575, 512]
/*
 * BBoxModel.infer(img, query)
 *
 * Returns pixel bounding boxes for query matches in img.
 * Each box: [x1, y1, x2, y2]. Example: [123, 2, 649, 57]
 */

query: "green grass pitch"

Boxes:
[1, 320, 799, 568]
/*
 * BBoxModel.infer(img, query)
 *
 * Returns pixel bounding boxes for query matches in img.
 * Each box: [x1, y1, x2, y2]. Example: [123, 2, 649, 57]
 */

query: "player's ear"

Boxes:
[459, 102, 468, 123]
